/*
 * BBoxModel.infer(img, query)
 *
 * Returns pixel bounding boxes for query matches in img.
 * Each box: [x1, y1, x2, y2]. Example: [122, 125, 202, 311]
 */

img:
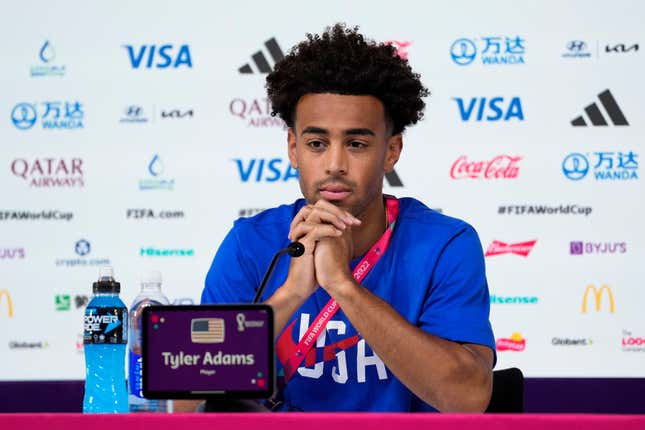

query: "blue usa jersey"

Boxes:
[202, 197, 495, 411]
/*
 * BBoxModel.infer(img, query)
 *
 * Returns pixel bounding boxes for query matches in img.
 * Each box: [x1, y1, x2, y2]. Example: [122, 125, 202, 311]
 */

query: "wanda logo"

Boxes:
[485, 240, 537, 257]
[450, 155, 521, 179]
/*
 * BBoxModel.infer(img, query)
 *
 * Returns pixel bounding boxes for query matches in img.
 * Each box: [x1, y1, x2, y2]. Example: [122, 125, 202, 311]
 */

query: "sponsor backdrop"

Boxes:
[1, 0, 644, 382]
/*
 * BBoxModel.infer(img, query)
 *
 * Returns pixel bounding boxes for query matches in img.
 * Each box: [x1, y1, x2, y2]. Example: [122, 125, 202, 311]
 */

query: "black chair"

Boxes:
[485, 367, 524, 413]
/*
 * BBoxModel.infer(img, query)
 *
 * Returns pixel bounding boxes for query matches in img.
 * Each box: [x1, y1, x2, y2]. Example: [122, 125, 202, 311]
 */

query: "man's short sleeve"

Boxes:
[419, 224, 496, 357]
[201, 223, 259, 304]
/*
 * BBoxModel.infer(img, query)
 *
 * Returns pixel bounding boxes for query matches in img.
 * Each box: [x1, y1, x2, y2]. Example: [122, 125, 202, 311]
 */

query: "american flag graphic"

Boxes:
[191, 318, 225, 343]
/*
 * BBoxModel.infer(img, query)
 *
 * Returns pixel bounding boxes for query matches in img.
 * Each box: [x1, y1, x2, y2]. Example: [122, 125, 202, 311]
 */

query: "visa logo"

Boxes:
[234, 158, 299, 182]
[453, 97, 524, 121]
[124, 44, 192, 68]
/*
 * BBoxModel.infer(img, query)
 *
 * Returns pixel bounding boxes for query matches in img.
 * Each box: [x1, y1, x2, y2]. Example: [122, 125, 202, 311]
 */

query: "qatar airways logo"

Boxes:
[11, 158, 84, 188]
[385, 40, 411, 59]
[450, 155, 521, 179]
[485, 240, 536, 257]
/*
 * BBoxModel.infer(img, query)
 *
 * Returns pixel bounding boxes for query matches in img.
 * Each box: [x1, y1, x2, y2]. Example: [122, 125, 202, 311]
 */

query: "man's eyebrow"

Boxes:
[344, 128, 375, 136]
[301, 126, 328, 135]
[300, 127, 375, 136]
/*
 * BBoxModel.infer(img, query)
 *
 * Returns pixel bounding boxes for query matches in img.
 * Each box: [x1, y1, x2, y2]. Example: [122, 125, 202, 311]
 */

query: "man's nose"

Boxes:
[325, 142, 348, 176]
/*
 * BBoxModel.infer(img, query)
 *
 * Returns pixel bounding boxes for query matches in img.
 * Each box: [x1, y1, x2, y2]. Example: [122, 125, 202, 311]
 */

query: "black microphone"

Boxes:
[252, 242, 305, 303]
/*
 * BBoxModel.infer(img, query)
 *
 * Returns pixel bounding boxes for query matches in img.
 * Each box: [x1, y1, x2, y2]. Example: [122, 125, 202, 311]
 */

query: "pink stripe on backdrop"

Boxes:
[1, 414, 645, 430]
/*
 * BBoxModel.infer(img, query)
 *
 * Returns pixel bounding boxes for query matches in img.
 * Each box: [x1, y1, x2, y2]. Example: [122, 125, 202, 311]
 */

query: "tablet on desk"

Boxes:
[142, 305, 274, 399]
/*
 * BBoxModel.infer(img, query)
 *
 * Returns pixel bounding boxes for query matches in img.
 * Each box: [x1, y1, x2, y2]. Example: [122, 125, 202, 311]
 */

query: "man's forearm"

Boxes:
[265, 284, 310, 338]
[327, 279, 493, 412]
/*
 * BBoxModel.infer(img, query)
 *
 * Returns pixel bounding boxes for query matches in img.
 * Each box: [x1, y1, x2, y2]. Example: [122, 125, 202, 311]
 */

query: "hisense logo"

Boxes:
[490, 295, 538, 304]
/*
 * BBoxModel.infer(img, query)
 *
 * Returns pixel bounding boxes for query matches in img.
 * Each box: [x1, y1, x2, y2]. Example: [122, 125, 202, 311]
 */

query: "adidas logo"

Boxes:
[571, 89, 629, 126]
[239, 38, 285, 74]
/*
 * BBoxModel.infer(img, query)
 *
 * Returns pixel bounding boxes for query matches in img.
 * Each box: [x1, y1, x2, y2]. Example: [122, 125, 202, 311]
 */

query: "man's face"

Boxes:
[288, 93, 402, 217]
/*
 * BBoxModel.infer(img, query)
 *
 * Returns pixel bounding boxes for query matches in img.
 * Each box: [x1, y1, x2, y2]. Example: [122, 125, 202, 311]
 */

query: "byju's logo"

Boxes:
[571, 90, 628, 126]
[454, 97, 524, 121]
[582, 285, 614, 314]
[139, 155, 174, 190]
[30, 40, 66, 77]
[229, 98, 285, 128]
[450, 155, 521, 180]
[450, 36, 525, 66]
[55, 239, 111, 267]
[239, 38, 285, 74]
[120, 105, 149, 123]
[570, 241, 626, 255]
[0, 248, 25, 260]
[485, 240, 537, 257]
[496, 333, 526, 352]
[11, 101, 84, 130]
[234, 158, 299, 183]
[562, 152, 638, 181]
[11, 158, 84, 188]
[123, 44, 192, 69]
[562, 40, 592, 58]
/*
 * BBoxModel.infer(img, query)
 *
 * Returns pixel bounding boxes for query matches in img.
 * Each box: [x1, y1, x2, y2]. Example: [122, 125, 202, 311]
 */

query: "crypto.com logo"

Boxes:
[0, 289, 13, 317]
[582, 285, 615, 314]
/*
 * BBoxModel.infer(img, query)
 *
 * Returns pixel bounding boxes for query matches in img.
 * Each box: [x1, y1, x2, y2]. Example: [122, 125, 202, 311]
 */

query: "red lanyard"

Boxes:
[279, 196, 400, 382]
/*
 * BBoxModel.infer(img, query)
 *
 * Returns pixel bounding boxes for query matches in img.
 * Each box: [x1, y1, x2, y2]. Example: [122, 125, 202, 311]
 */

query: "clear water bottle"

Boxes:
[128, 270, 170, 412]
[83, 266, 128, 413]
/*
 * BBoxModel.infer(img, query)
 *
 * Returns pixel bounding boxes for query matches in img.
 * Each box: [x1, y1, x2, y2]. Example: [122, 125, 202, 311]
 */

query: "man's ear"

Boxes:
[287, 127, 298, 169]
[384, 134, 403, 173]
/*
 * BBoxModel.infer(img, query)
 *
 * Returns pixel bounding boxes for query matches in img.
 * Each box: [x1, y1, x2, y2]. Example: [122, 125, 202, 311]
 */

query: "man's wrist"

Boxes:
[322, 275, 358, 300]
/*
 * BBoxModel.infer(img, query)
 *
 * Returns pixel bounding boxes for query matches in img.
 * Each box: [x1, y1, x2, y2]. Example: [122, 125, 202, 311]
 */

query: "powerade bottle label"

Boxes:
[84, 307, 127, 344]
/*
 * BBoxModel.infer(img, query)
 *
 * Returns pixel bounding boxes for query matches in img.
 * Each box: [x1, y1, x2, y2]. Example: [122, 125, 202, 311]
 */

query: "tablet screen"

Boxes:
[142, 305, 274, 399]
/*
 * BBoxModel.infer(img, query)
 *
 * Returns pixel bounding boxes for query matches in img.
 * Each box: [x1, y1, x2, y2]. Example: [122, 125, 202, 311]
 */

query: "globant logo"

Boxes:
[622, 330, 645, 352]
[0, 248, 25, 260]
[120, 105, 149, 123]
[496, 333, 526, 352]
[139, 154, 174, 190]
[234, 158, 299, 182]
[30, 40, 66, 77]
[552, 338, 592, 346]
[450, 155, 521, 179]
[485, 240, 537, 257]
[9, 340, 49, 350]
[490, 295, 538, 305]
[11, 158, 84, 188]
[450, 36, 526, 66]
[498, 204, 592, 216]
[562, 152, 639, 181]
[453, 97, 524, 121]
[229, 98, 285, 128]
[123, 44, 192, 69]
[570, 241, 626, 255]
[0, 210, 73, 222]
[11, 101, 84, 130]
[140, 247, 194, 257]
[55, 239, 111, 267]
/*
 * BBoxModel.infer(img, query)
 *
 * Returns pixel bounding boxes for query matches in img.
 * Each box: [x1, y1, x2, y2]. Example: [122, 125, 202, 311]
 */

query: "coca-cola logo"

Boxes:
[485, 240, 537, 257]
[450, 155, 521, 179]
[11, 158, 84, 188]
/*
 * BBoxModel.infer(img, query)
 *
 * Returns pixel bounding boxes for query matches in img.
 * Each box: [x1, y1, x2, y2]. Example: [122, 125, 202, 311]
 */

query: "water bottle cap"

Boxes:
[93, 266, 120, 293]
[141, 270, 162, 285]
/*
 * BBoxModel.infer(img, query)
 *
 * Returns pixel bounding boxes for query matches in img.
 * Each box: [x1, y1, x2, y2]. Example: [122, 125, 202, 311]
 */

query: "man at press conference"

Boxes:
[192, 23, 495, 412]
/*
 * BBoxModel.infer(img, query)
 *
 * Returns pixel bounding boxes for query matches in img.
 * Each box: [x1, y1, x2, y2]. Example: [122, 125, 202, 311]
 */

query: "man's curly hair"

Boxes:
[266, 23, 429, 135]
